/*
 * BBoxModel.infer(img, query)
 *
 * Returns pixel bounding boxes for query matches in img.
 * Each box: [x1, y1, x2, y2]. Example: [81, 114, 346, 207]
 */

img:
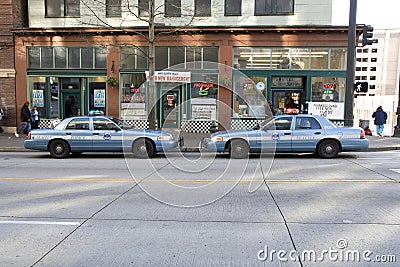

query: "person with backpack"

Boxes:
[372, 106, 388, 136]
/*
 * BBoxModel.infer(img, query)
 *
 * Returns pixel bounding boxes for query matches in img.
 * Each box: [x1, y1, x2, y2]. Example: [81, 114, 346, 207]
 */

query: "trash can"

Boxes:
[359, 119, 370, 130]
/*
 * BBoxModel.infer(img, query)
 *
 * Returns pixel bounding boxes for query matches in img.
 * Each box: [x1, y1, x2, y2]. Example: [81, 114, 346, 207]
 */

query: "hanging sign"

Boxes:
[146, 71, 191, 83]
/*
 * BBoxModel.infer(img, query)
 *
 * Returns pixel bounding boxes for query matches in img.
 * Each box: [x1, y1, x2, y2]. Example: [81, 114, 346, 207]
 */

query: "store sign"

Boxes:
[193, 82, 214, 96]
[146, 71, 191, 83]
[32, 89, 44, 107]
[94, 89, 106, 107]
[307, 102, 344, 120]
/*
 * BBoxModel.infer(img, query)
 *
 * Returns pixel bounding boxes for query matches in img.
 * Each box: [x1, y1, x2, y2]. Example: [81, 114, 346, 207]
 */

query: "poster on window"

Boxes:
[32, 90, 44, 107]
[94, 89, 106, 107]
[307, 102, 344, 120]
[191, 105, 216, 120]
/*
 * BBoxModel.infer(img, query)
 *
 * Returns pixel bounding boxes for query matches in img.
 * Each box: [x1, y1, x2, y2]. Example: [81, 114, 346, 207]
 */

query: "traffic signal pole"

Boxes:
[344, 0, 357, 127]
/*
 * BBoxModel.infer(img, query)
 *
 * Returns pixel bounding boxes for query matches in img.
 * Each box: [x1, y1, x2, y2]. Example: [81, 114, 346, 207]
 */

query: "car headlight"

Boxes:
[211, 136, 223, 142]
[157, 134, 173, 141]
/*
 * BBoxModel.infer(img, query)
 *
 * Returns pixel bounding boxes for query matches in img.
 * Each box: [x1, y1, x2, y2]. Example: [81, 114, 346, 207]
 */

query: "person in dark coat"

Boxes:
[65, 100, 73, 118]
[15, 101, 31, 138]
[372, 106, 388, 136]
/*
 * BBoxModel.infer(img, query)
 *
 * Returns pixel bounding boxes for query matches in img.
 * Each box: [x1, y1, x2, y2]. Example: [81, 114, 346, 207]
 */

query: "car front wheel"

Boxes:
[49, 140, 70, 159]
[132, 139, 155, 158]
[317, 139, 339, 159]
[229, 139, 249, 159]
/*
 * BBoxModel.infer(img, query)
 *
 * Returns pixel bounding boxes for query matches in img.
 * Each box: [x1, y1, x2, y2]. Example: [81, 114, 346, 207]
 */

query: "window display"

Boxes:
[120, 73, 147, 120]
[233, 76, 267, 118]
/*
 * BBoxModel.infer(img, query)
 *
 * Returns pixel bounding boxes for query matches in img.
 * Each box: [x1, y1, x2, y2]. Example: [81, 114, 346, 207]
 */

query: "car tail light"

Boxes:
[27, 132, 31, 139]
[360, 129, 365, 139]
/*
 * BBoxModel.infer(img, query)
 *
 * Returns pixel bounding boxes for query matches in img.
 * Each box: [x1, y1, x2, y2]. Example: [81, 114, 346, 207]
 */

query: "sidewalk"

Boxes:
[0, 131, 398, 153]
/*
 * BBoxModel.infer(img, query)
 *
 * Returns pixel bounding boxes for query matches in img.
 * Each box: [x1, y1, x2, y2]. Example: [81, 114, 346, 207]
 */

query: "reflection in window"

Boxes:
[191, 74, 218, 120]
[28, 77, 48, 118]
[330, 48, 346, 70]
[89, 77, 107, 115]
[295, 117, 321, 130]
[311, 77, 345, 102]
[165, 0, 181, 17]
[225, 0, 241, 15]
[120, 73, 147, 120]
[310, 48, 328, 69]
[93, 118, 119, 131]
[106, 0, 121, 17]
[255, 0, 293, 15]
[233, 76, 267, 118]
[45, 0, 80, 17]
[66, 118, 90, 130]
[195, 0, 211, 16]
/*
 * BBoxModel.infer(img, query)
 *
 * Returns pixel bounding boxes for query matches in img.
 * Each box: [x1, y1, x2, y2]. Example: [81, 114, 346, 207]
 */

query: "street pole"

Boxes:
[344, 0, 357, 127]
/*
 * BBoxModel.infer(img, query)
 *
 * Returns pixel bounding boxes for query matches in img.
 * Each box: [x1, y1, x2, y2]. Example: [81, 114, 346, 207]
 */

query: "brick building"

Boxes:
[8, 1, 364, 132]
[0, 0, 27, 130]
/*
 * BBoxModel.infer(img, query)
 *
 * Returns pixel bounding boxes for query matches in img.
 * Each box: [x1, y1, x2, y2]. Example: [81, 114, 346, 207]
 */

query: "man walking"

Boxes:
[15, 101, 31, 138]
[372, 106, 388, 136]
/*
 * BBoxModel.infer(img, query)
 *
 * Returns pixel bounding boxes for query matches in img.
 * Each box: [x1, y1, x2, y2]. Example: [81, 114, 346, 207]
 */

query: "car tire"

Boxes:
[229, 139, 249, 159]
[49, 140, 70, 159]
[317, 139, 339, 159]
[133, 139, 155, 159]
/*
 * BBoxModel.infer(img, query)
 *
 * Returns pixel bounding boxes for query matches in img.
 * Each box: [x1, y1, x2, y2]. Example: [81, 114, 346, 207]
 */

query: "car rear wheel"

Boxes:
[132, 139, 155, 158]
[317, 139, 339, 159]
[229, 139, 249, 159]
[49, 140, 70, 159]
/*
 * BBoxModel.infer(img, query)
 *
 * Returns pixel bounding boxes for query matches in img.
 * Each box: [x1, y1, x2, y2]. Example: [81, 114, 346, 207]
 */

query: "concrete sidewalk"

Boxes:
[0, 131, 399, 152]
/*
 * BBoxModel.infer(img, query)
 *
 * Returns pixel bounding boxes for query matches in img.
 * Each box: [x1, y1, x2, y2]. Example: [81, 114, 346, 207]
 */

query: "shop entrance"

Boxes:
[160, 87, 181, 128]
[60, 78, 82, 119]
[272, 90, 304, 114]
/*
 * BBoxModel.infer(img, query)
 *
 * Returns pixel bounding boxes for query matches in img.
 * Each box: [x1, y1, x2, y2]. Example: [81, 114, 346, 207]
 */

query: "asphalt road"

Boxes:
[0, 151, 399, 266]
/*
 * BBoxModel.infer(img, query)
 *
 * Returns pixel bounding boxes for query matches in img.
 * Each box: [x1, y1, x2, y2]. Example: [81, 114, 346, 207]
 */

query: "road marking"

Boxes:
[0, 220, 80, 226]
[390, 169, 400, 174]
[0, 177, 396, 184]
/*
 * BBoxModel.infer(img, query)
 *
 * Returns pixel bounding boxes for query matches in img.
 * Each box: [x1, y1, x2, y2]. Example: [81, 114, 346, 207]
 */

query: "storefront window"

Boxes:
[311, 77, 345, 102]
[330, 48, 347, 70]
[290, 48, 310, 69]
[88, 77, 107, 114]
[190, 74, 218, 120]
[310, 48, 329, 69]
[233, 76, 267, 118]
[28, 77, 48, 118]
[120, 73, 147, 120]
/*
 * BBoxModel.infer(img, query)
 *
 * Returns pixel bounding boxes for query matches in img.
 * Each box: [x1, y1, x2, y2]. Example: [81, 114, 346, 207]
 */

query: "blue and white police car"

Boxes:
[202, 114, 369, 159]
[24, 116, 180, 159]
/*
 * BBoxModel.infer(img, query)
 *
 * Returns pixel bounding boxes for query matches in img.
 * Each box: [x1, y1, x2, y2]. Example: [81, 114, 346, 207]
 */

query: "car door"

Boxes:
[259, 116, 293, 152]
[64, 118, 92, 151]
[291, 116, 323, 152]
[91, 117, 123, 151]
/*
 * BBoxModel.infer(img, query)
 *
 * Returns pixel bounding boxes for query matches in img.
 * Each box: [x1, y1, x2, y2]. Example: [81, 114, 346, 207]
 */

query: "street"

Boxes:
[0, 151, 399, 266]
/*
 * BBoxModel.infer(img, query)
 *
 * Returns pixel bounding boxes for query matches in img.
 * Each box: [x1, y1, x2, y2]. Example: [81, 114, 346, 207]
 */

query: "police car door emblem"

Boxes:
[272, 132, 280, 141]
[103, 132, 112, 140]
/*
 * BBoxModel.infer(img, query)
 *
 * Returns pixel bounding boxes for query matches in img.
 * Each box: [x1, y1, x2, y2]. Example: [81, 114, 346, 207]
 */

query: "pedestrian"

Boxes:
[64, 100, 73, 118]
[267, 100, 276, 116]
[0, 106, 4, 133]
[15, 101, 31, 138]
[30, 105, 41, 129]
[372, 106, 388, 136]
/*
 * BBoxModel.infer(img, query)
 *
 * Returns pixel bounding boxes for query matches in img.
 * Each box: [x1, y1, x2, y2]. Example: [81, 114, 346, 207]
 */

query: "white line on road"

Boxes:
[0, 220, 80, 226]
[389, 169, 400, 173]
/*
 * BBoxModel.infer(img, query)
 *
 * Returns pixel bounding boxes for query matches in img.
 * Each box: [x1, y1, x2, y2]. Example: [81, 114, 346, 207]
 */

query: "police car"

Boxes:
[202, 114, 369, 159]
[24, 116, 180, 159]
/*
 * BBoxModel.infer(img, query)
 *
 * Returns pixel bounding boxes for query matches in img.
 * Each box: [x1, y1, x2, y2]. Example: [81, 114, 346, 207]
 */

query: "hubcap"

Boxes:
[325, 145, 333, 154]
[55, 144, 64, 154]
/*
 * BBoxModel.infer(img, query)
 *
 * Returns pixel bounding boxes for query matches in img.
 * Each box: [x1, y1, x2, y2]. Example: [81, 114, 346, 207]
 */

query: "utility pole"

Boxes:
[344, 0, 357, 127]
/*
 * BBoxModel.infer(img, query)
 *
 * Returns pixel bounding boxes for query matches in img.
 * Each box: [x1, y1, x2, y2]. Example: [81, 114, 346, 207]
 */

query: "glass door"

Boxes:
[160, 88, 180, 128]
[60, 78, 82, 119]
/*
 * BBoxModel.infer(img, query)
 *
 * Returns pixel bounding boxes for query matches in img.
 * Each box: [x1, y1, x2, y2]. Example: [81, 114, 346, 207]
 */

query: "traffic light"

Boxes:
[362, 25, 375, 46]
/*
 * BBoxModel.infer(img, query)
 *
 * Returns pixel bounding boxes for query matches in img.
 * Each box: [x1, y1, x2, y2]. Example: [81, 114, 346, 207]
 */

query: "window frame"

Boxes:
[254, 0, 294, 16]
[195, 0, 211, 17]
[106, 0, 122, 18]
[225, 0, 242, 16]
[165, 0, 182, 17]
[45, 0, 80, 18]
